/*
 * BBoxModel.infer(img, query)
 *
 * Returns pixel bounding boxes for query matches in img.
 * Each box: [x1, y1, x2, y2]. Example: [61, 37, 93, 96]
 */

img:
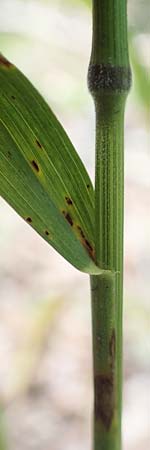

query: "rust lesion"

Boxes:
[45, 230, 50, 236]
[77, 225, 95, 260]
[61, 212, 95, 259]
[26, 217, 32, 223]
[77, 225, 85, 239]
[62, 210, 73, 227]
[84, 239, 95, 260]
[35, 139, 42, 149]
[94, 373, 115, 430]
[85, 238, 93, 253]
[31, 160, 40, 173]
[0, 54, 13, 68]
[65, 196, 73, 206]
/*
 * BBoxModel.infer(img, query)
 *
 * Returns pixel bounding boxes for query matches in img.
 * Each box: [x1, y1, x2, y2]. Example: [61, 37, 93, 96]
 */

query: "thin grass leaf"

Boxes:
[0, 54, 103, 275]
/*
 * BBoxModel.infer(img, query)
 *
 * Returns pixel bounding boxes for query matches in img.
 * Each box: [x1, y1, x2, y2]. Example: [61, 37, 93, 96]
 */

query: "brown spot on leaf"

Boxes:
[31, 160, 39, 172]
[94, 374, 115, 430]
[87, 184, 90, 189]
[26, 217, 32, 223]
[85, 239, 93, 251]
[0, 54, 13, 68]
[77, 226, 95, 260]
[36, 139, 42, 149]
[77, 225, 85, 239]
[11, 95, 16, 100]
[62, 210, 73, 226]
[65, 197, 73, 205]
[45, 230, 49, 236]
[84, 240, 95, 260]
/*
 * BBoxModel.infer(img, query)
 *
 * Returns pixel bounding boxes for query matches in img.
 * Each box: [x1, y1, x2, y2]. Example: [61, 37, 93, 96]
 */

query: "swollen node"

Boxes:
[88, 64, 132, 96]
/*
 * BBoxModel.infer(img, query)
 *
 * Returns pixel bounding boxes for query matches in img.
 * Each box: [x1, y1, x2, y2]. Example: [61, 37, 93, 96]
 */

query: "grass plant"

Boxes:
[0, 1, 131, 449]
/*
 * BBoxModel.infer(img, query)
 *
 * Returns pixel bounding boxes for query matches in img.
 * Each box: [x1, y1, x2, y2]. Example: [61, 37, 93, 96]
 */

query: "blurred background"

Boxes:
[0, 0, 150, 449]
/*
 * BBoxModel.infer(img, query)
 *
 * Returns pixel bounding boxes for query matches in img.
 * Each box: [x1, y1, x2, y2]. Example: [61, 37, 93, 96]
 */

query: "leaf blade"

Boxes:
[0, 55, 101, 274]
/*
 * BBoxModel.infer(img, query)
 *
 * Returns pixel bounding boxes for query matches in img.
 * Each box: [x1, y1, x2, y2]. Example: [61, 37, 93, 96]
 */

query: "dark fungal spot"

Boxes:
[7, 151, 12, 159]
[65, 196, 73, 206]
[36, 139, 42, 149]
[87, 184, 90, 189]
[26, 217, 32, 223]
[85, 239, 93, 252]
[84, 240, 95, 260]
[31, 160, 39, 172]
[77, 225, 85, 239]
[77, 225, 95, 260]
[45, 230, 49, 236]
[109, 329, 116, 369]
[62, 210, 73, 226]
[0, 54, 13, 68]
[11, 95, 16, 100]
[94, 374, 115, 430]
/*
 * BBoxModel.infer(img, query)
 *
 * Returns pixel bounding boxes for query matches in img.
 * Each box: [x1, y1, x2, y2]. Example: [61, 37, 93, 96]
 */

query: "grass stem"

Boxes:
[88, 1, 131, 448]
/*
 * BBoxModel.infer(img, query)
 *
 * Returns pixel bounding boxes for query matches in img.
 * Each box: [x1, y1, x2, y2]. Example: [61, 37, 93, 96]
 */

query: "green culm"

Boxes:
[0, 1, 131, 449]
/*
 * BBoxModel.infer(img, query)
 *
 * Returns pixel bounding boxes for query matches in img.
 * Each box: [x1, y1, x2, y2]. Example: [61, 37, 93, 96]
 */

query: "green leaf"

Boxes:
[0, 54, 102, 275]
